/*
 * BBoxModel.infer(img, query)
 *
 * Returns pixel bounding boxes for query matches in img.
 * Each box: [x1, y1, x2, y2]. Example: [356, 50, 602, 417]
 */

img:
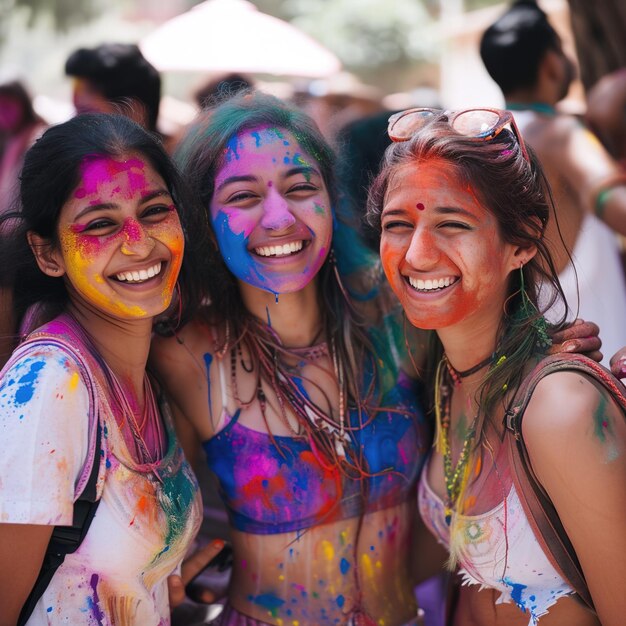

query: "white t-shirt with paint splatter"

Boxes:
[0, 342, 202, 625]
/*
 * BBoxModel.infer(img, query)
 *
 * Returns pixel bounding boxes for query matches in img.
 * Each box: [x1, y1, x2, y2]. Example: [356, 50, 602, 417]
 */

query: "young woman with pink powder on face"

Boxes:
[0, 113, 220, 626]
[150, 92, 433, 626]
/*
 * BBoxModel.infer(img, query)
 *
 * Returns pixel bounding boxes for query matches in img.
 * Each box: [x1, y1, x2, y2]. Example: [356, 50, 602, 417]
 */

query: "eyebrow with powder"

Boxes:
[434, 206, 477, 219]
[215, 175, 257, 193]
[74, 189, 171, 220]
[283, 166, 320, 179]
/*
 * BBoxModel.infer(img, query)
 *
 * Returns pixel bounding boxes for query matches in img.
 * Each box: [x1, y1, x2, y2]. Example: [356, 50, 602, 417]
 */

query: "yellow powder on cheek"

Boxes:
[65, 246, 147, 318]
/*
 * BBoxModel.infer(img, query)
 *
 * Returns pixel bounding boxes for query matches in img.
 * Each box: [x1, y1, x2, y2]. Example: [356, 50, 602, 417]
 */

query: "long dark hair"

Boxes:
[172, 91, 391, 470]
[367, 114, 567, 424]
[0, 113, 206, 333]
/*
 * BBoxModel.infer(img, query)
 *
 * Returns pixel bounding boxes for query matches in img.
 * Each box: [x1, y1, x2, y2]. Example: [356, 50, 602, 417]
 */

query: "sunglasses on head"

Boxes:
[387, 107, 530, 162]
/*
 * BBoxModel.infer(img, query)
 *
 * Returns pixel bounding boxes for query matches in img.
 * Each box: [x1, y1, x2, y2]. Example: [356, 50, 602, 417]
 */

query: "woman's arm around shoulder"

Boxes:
[522, 370, 626, 626]
[150, 319, 222, 441]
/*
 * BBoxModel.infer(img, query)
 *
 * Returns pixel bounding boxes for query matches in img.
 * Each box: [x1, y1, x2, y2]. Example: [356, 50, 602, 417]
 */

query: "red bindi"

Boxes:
[416, 202, 425, 211]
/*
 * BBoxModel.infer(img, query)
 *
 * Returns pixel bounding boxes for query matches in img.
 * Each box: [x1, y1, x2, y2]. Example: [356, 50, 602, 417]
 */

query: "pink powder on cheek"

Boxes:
[220, 208, 257, 239]
[64, 226, 106, 256]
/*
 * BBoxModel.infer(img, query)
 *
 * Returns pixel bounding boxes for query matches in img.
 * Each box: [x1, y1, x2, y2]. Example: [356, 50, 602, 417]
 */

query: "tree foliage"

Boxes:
[10, 0, 100, 30]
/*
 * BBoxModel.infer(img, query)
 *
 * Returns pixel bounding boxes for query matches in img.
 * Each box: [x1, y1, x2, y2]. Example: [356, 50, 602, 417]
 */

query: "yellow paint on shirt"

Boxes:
[68, 371, 79, 392]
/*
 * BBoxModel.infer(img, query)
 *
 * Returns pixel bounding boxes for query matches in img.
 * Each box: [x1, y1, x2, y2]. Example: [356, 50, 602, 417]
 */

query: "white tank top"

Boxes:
[418, 457, 574, 625]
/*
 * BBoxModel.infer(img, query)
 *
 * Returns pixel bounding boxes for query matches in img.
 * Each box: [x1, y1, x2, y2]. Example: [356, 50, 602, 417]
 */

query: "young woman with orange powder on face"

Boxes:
[368, 108, 626, 626]
[0, 113, 215, 626]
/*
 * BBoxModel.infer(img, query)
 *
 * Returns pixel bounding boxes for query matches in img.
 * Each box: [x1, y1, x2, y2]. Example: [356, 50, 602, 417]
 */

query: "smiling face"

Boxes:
[209, 125, 333, 296]
[379, 158, 523, 333]
[49, 154, 184, 321]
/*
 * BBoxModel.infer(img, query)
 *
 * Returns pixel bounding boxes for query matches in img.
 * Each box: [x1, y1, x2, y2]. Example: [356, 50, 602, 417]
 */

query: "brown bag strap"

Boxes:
[504, 354, 626, 613]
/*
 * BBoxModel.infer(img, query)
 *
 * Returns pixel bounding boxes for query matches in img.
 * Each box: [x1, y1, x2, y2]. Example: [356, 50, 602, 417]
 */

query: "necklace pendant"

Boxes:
[444, 504, 453, 526]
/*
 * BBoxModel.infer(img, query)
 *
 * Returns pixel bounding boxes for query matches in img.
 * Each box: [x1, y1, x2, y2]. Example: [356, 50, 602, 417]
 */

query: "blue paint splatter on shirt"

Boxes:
[14, 360, 46, 405]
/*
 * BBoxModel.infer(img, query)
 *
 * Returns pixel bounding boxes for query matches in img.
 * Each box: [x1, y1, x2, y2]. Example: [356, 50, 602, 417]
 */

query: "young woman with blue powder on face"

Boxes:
[150, 91, 433, 626]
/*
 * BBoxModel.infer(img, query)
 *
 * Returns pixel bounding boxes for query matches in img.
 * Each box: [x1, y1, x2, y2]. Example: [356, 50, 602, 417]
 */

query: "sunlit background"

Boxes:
[0, 0, 612, 134]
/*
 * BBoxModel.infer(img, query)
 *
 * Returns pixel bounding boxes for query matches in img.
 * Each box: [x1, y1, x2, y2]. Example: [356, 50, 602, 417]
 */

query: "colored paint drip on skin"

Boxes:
[361, 553, 374, 578]
[592, 396, 611, 443]
[320, 540, 335, 561]
[248, 592, 286, 617]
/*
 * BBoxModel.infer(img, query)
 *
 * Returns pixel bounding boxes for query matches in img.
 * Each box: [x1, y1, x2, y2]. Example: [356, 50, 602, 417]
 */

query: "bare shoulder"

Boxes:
[522, 369, 626, 471]
[519, 371, 626, 624]
[150, 317, 215, 386]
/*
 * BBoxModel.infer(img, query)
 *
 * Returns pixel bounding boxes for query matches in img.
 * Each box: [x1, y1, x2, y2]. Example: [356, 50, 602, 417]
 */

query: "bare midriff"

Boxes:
[453, 585, 600, 626]
[227, 501, 418, 626]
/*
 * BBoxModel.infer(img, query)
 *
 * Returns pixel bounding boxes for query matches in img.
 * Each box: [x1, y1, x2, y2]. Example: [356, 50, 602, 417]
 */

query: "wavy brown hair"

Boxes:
[366, 112, 568, 427]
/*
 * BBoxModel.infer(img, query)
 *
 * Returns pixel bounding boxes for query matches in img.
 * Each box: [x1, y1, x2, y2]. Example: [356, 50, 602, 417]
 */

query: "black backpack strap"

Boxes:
[503, 354, 626, 613]
[16, 424, 101, 626]
[12, 335, 103, 626]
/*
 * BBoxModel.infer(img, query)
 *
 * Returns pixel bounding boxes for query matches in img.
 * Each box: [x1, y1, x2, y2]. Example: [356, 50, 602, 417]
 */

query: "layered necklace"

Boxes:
[66, 314, 165, 478]
[435, 353, 495, 525]
[227, 320, 351, 463]
[106, 366, 166, 472]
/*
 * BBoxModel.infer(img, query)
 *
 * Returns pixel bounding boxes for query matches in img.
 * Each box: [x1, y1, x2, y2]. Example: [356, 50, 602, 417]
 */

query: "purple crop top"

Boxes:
[202, 370, 429, 534]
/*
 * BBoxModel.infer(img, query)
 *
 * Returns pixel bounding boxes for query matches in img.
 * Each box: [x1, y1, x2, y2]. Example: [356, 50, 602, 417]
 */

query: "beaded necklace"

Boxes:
[228, 321, 351, 461]
[434, 355, 492, 526]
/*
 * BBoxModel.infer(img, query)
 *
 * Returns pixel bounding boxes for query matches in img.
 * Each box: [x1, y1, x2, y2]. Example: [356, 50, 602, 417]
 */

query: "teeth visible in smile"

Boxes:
[115, 262, 162, 283]
[254, 241, 304, 257]
[408, 276, 455, 291]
